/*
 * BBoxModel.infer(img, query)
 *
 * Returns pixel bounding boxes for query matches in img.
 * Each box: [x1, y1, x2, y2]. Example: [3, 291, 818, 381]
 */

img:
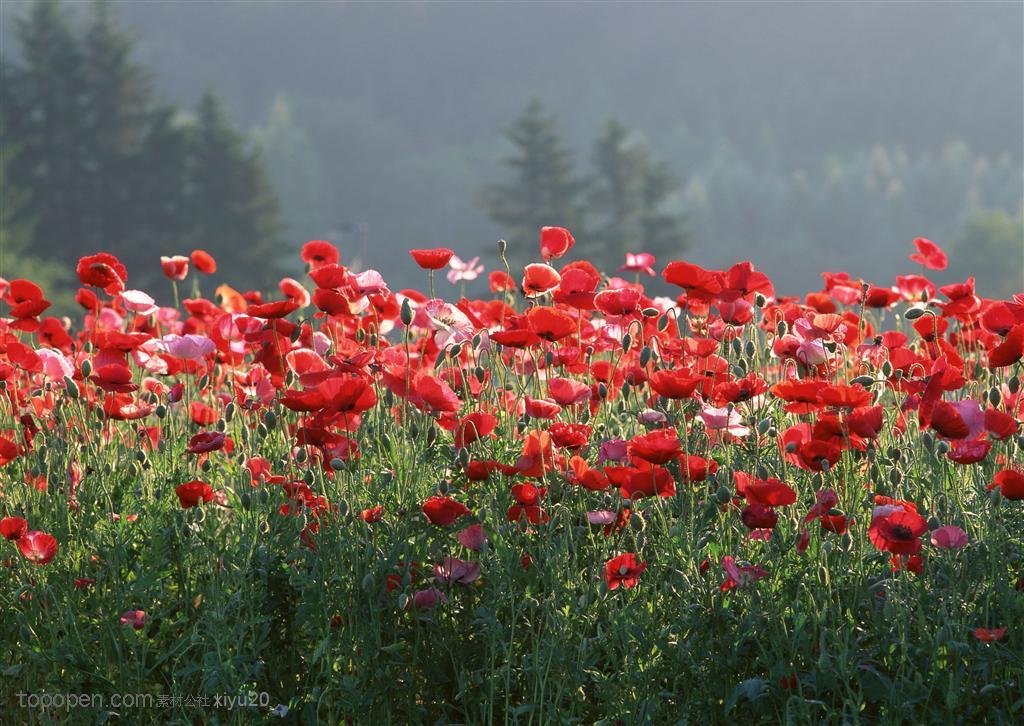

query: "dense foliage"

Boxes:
[1, 233, 1022, 722]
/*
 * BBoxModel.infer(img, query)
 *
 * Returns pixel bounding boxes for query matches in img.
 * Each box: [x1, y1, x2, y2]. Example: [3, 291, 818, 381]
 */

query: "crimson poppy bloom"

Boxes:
[988, 468, 1024, 500]
[909, 237, 947, 270]
[540, 226, 575, 261]
[628, 427, 680, 465]
[410, 248, 455, 270]
[1, 516, 28, 540]
[973, 627, 1007, 642]
[868, 510, 928, 555]
[522, 263, 562, 298]
[77, 253, 127, 294]
[176, 480, 214, 508]
[17, 530, 58, 565]
[422, 496, 471, 526]
[188, 431, 227, 454]
[160, 255, 189, 280]
[190, 249, 217, 274]
[603, 552, 647, 590]
[302, 240, 340, 268]
[526, 306, 576, 342]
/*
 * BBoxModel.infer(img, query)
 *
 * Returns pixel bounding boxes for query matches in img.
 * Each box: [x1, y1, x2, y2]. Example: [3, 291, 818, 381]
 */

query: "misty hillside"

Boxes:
[2, 0, 1021, 294]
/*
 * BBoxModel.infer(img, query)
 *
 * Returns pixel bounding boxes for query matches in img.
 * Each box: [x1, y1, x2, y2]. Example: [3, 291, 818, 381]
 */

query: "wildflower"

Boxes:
[603, 553, 647, 590]
[421, 496, 472, 527]
[17, 530, 58, 565]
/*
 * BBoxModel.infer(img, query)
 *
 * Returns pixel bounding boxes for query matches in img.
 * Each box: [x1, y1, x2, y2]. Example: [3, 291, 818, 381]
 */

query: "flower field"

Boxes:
[2, 233, 1022, 723]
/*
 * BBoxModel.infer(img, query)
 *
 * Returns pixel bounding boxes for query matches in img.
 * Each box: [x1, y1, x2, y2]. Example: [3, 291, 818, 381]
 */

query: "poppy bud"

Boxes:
[1009, 376, 1021, 394]
[776, 321, 787, 336]
[642, 307, 659, 318]
[881, 361, 893, 378]
[904, 307, 926, 320]
[328, 457, 344, 471]
[81, 359, 93, 377]
[714, 486, 731, 504]
[731, 339, 742, 356]
[621, 499, 633, 509]
[935, 440, 949, 455]
[225, 402, 235, 422]
[135, 450, 146, 463]
[265, 411, 277, 430]
[851, 376, 874, 387]
[200, 459, 211, 473]
[640, 346, 652, 367]
[622, 333, 632, 353]
[456, 448, 470, 467]
[757, 418, 772, 435]
[889, 468, 901, 485]
[744, 340, 756, 357]
[426, 426, 437, 447]
[989, 387, 1001, 407]
[475, 366, 486, 382]
[64, 377, 79, 399]
[657, 315, 671, 332]
[400, 299, 414, 326]
[927, 516, 941, 531]
[450, 343, 463, 359]
[922, 432, 934, 452]
[303, 470, 314, 486]
[756, 464, 769, 480]
[545, 351, 554, 367]
[754, 293, 767, 308]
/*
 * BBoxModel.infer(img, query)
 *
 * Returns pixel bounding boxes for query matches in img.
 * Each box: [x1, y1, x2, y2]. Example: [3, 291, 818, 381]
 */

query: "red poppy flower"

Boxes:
[650, 369, 703, 400]
[868, 510, 928, 555]
[187, 431, 227, 455]
[454, 412, 498, 448]
[539, 226, 575, 261]
[628, 427, 680, 465]
[909, 237, 947, 270]
[361, 505, 384, 523]
[547, 377, 591, 406]
[973, 627, 1007, 642]
[741, 504, 778, 530]
[176, 480, 214, 508]
[77, 253, 127, 294]
[191, 249, 217, 274]
[422, 496, 472, 526]
[662, 261, 723, 300]
[1, 516, 28, 540]
[527, 306, 576, 342]
[489, 270, 515, 292]
[17, 530, 58, 565]
[247, 299, 300, 319]
[988, 324, 1024, 369]
[738, 475, 797, 507]
[524, 396, 562, 419]
[603, 553, 647, 590]
[988, 468, 1024, 500]
[160, 255, 189, 280]
[302, 240, 340, 268]
[548, 422, 591, 450]
[595, 287, 642, 316]
[410, 248, 455, 270]
[4, 279, 51, 320]
[522, 263, 561, 297]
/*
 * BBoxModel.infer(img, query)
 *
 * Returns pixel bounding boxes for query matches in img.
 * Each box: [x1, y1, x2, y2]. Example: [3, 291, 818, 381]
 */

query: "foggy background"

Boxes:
[2, 0, 1022, 306]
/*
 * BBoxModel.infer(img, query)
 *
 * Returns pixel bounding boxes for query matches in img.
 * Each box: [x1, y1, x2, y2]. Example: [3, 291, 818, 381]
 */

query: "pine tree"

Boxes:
[2, 0, 92, 258]
[185, 92, 282, 290]
[587, 119, 689, 268]
[482, 98, 583, 266]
